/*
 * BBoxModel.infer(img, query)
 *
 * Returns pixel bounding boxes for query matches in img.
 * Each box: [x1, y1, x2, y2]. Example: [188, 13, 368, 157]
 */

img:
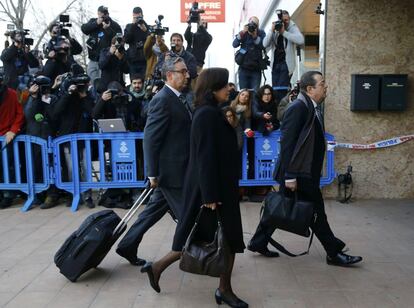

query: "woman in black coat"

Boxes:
[141, 68, 247, 308]
[252, 84, 280, 135]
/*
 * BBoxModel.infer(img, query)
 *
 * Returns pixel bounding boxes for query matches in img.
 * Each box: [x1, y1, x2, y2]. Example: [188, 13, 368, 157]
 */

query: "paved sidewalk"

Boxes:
[0, 199, 413, 307]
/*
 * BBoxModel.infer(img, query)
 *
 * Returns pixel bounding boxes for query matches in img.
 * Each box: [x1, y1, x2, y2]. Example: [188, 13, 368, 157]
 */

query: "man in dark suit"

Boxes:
[116, 57, 191, 266]
[248, 71, 363, 266]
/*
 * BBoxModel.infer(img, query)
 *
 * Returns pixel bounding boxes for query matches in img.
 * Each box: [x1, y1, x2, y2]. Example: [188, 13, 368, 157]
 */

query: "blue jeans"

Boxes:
[272, 61, 290, 101]
[238, 68, 261, 91]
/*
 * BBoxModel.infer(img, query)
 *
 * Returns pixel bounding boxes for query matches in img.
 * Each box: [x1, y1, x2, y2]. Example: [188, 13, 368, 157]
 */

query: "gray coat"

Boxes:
[263, 20, 304, 75]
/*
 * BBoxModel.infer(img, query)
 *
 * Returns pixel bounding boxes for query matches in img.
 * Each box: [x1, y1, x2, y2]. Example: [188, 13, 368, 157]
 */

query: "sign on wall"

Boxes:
[180, 0, 226, 23]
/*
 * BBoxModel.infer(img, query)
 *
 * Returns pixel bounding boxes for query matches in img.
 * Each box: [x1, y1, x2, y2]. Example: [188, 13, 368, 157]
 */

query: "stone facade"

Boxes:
[323, 0, 414, 198]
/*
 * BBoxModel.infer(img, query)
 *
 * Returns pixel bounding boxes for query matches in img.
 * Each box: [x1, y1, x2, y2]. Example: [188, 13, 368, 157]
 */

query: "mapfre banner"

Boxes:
[180, 0, 226, 23]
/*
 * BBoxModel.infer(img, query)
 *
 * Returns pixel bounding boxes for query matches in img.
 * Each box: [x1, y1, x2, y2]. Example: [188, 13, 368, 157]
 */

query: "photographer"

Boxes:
[92, 81, 140, 132]
[252, 84, 280, 135]
[263, 10, 304, 99]
[42, 37, 78, 84]
[232, 16, 266, 91]
[45, 22, 82, 60]
[81, 6, 122, 84]
[277, 85, 299, 122]
[169, 33, 197, 81]
[143, 33, 168, 80]
[0, 71, 25, 209]
[1, 31, 38, 89]
[126, 74, 146, 131]
[124, 7, 149, 77]
[53, 73, 95, 208]
[24, 76, 60, 209]
[184, 19, 212, 72]
[98, 34, 129, 93]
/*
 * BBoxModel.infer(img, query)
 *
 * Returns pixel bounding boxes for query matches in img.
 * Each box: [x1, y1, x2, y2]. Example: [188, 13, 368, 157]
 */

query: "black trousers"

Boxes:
[249, 178, 345, 257]
[117, 186, 183, 256]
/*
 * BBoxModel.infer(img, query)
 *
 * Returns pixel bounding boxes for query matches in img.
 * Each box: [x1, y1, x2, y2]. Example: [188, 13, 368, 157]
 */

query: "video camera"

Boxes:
[4, 24, 34, 46]
[54, 14, 72, 38]
[274, 9, 284, 32]
[148, 15, 169, 36]
[188, 2, 205, 23]
[145, 70, 164, 100]
[59, 64, 91, 95]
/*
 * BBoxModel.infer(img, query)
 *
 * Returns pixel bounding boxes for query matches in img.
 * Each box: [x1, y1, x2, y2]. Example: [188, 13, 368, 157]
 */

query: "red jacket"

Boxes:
[0, 88, 25, 135]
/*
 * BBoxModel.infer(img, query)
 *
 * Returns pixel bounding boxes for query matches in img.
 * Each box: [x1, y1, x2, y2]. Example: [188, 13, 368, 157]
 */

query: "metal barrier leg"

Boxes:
[70, 138, 81, 212]
[21, 138, 35, 212]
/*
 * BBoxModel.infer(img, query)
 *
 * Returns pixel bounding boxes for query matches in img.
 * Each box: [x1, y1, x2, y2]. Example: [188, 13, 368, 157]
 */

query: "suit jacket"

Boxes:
[274, 92, 325, 185]
[143, 85, 191, 188]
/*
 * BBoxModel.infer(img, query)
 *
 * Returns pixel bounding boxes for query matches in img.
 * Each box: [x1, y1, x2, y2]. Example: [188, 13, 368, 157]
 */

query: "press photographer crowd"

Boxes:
[0, 4, 363, 307]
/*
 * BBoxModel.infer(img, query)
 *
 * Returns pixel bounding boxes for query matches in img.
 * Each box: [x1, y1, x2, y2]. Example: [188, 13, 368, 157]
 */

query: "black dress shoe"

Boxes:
[116, 248, 146, 266]
[141, 262, 161, 293]
[247, 244, 279, 258]
[327, 252, 363, 267]
[215, 289, 248, 307]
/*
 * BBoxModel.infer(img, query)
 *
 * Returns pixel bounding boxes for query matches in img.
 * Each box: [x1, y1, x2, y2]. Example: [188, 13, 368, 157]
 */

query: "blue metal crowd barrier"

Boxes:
[239, 131, 336, 187]
[52, 132, 145, 212]
[0, 135, 50, 212]
[0, 131, 336, 212]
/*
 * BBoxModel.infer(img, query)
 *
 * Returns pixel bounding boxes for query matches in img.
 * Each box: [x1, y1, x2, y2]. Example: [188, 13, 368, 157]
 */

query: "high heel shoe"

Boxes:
[140, 262, 161, 293]
[214, 289, 248, 307]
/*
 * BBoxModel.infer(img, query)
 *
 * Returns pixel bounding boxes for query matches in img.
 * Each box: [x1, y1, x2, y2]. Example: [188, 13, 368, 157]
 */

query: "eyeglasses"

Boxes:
[170, 68, 189, 75]
[263, 92, 272, 96]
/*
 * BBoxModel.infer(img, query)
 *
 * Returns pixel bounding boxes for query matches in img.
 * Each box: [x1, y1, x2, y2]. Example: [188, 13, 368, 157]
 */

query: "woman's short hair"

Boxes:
[193, 67, 229, 107]
[256, 84, 274, 103]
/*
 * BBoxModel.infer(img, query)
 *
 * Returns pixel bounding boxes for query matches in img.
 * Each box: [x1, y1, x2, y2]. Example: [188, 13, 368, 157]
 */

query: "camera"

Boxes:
[5, 26, 34, 46]
[274, 9, 284, 32]
[290, 81, 300, 100]
[108, 88, 120, 96]
[145, 69, 164, 100]
[102, 15, 111, 24]
[247, 22, 257, 33]
[59, 64, 90, 95]
[55, 14, 72, 38]
[65, 74, 90, 94]
[188, 2, 205, 23]
[86, 37, 97, 50]
[148, 15, 169, 36]
[113, 33, 125, 52]
[135, 16, 145, 25]
[33, 75, 52, 95]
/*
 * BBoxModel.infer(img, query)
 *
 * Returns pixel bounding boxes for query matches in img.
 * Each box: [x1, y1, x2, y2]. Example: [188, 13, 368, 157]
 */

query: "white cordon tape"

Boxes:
[327, 135, 414, 151]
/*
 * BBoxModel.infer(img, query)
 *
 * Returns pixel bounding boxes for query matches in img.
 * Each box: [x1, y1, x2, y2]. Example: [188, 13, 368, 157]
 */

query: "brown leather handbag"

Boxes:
[179, 207, 231, 277]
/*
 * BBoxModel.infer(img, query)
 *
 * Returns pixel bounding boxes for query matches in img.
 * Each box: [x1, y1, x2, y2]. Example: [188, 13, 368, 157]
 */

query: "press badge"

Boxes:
[42, 95, 51, 104]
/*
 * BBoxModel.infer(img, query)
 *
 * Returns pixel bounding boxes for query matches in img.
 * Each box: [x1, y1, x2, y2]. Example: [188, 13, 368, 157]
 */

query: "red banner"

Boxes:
[180, 0, 226, 23]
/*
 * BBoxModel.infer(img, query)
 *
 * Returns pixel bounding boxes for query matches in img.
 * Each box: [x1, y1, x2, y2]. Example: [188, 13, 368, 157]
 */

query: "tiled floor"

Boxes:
[0, 198, 413, 307]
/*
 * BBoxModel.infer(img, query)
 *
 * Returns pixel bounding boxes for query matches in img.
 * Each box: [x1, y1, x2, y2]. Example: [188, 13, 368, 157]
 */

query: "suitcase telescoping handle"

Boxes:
[112, 188, 153, 236]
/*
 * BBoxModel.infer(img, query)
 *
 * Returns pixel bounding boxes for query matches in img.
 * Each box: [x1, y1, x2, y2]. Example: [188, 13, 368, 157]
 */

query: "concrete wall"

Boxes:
[323, 0, 414, 198]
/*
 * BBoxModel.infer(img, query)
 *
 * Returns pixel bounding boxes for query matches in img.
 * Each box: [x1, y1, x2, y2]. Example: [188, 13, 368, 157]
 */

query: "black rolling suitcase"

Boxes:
[54, 188, 153, 282]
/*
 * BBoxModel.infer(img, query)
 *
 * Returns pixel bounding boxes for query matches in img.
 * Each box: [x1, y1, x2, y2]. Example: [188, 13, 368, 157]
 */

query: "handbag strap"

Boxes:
[268, 228, 314, 257]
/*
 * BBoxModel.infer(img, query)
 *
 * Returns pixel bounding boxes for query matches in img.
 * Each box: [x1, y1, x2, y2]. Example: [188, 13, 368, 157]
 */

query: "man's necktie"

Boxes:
[315, 105, 325, 132]
[179, 94, 192, 119]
